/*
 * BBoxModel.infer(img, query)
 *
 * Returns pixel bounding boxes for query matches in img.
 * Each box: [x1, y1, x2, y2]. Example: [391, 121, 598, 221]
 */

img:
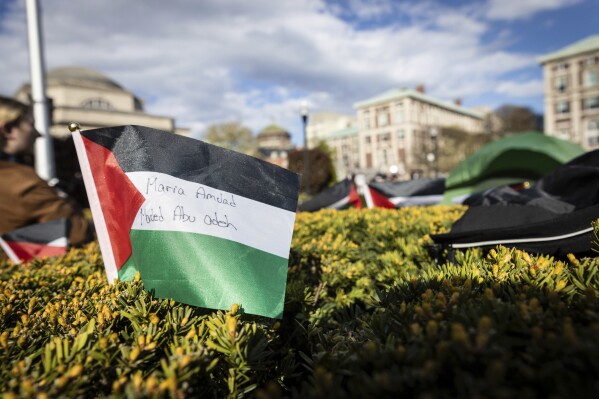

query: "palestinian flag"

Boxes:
[368, 178, 445, 208]
[0, 219, 68, 263]
[298, 178, 361, 212]
[73, 125, 300, 318]
[364, 185, 396, 209]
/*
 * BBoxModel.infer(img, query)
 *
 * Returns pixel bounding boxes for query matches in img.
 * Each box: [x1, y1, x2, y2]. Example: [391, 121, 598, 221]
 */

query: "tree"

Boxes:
[437, 127, 493, 173]
[288, 148, 335, 195]
[411, 127, 492, 177]
[494, 105, 538, 135]
[316, 141, 337, 184]
[203, 121, 256, 155]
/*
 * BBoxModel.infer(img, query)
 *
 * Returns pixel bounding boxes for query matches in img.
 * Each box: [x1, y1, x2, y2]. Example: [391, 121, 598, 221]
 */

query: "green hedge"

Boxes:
[1, 206, 599, 398]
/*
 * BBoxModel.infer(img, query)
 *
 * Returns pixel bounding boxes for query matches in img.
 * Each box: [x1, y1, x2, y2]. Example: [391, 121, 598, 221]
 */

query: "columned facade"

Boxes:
[15, 66, 190, 138]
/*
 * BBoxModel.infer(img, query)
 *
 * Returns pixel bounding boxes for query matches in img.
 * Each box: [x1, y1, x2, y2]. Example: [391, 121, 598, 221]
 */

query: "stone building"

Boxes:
[539, 35, 599, 149]
[319, 126, 360, 179]
[256, 124, 293, 168]
[305, 112, 356, 148]
[13, 66, 189, 205]
[353, 86, 485, 177]
[15, 66, 190, 137]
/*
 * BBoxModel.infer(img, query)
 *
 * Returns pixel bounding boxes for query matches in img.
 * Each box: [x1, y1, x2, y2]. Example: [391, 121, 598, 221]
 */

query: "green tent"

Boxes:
[444, 132, 585, 203]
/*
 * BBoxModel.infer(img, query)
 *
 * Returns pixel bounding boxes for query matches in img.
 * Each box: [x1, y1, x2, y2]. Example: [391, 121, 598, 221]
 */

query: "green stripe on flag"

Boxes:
[118, 256, 138, 282]
[122, 230, 289, 318]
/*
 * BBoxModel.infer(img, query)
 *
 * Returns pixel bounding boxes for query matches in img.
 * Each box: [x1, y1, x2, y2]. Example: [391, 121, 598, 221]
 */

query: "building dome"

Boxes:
[258, 124, 291, 139]
[47, 67, 123, 90]
[257, 124, 292, 151]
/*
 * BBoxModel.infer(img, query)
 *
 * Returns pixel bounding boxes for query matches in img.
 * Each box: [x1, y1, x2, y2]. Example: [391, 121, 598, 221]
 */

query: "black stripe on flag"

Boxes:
[1, 219, 69, 244]
[299, 179, 351, 212]
[369, 178, 445, 198]
[81, 125, 300, 212]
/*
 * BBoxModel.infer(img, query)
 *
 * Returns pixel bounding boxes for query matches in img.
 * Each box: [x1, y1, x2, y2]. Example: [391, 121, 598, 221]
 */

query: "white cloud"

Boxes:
[346, 0, 394, 19]
[0, 0, 557, 142]
[435, 13, 487, 35]
[486, 0, 581, 21]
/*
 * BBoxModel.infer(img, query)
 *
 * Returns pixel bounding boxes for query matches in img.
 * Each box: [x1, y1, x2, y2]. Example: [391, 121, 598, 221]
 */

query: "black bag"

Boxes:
[431, 150, 599, 258]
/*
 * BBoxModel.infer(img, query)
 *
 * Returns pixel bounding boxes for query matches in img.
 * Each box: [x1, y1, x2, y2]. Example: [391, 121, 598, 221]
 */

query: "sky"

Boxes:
[0, 0, 598, 144]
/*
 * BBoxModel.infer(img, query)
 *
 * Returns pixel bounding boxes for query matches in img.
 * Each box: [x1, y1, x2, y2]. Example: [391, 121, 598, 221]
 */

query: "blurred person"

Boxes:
[0, 96, 92, 246]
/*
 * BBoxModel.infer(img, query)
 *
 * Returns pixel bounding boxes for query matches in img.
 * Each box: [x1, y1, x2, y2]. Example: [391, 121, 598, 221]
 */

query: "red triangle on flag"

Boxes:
[368, 186, 396, 209]
[81, 136, 145, 270]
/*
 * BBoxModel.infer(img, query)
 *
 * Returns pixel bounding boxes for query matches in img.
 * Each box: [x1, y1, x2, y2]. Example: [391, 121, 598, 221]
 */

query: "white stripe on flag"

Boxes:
[72, 130, 119, 283]
[0, 236, 21, 264]
[46, 237, 68, 247]
[126, 171, 297, 259]
[326, 195, 350, 210]
[390, 194, 444, 206]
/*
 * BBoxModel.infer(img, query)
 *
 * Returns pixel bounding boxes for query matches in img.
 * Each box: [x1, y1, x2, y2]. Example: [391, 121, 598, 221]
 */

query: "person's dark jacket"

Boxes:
[0, 160, 91, 245]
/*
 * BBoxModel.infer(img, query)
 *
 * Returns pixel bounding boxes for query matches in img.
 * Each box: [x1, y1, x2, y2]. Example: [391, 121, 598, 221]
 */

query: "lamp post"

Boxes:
[301, 101, 310, 195]
[429, 127, 438, 178]
[26, 0, 55, 180]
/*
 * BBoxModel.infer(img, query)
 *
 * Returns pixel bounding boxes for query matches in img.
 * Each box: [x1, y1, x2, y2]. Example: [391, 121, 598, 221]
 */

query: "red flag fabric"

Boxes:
[0, 219, 69, 263]
[367, 186, 396, 209]
[299, 178, 361, 212]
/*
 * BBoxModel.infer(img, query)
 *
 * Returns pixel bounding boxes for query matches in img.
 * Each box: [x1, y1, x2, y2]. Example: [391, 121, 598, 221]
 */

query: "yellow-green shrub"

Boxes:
[1, 206, 598, 398]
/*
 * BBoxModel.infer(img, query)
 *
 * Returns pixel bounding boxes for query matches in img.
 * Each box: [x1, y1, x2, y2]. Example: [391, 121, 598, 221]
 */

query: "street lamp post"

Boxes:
[301, 101, 310, 195]
[26, 0, 55, 181]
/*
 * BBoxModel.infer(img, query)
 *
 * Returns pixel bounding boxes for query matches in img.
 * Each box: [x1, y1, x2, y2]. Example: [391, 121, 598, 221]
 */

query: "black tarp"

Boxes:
[298, 178, 359, 212]
[431, 150, 599, 258]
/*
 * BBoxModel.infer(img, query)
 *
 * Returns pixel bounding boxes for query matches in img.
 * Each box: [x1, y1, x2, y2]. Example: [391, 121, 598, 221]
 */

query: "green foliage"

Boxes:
[203, 121, 256, 155]
[436, 127, 493, 174]
[288, 148, 335, 195]
[494, 104, 539, 135]
[2, 207, 599, 398]
[316, 141, 338, 186]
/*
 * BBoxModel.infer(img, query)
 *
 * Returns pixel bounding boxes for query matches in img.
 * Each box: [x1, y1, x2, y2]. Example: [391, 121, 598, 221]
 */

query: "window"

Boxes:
[81, 98, 114, 110]
[557, 62, 569, 72]
[378, 113, 388, 127]
[584, 70, 598, 87]
[587, 121, 599, 147]
[555, 76, 568, 92]
[342, 153, 349, 167]
[584, 56, 598, 66]
[557, 101, 570, 114]
[376, 107, 390, 127]
[558, 129, 570, 140]
[365, 136, 371, 144]
[397, 130, 405, 140]
[362, 112, 371, 129]
[584, 96, 599, 110]
[395, 103, 404, 124]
